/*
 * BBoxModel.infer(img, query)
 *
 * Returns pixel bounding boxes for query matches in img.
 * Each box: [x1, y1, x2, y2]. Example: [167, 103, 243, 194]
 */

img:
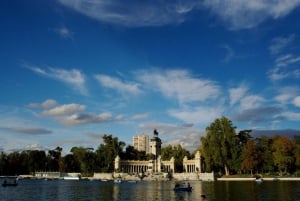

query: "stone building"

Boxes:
[133, 134, 149, 154]
[114, 129, 203, 175]
[115, 129, 175, 174]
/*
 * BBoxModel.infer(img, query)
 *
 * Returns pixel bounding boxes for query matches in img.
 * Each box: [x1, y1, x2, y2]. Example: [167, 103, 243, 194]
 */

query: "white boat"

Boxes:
[63, 176, 80, 180]
[114, 179, 122, 183]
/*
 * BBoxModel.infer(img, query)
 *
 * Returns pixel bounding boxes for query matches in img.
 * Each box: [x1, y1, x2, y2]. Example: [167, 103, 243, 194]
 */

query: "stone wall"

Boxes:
[173, 172, 214, 181]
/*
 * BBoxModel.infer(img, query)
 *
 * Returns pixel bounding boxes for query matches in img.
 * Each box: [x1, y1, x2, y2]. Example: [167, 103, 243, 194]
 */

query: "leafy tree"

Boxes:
[161, 144, 190, 172]
[47, 147, 63, 171]
[256, 136, 274, 173]
[96, 134, 126, 172]
[124, 145, 147, 160]
[63, 153, 81, 172]
[272, 136, 294, 175]
[27, 150, 47, 173]
[241, 139, 259, 175]
[201, 117, 238, 176]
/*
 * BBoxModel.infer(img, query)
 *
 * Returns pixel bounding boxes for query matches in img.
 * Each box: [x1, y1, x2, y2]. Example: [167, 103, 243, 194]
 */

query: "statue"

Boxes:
[154, 129, 158, 136]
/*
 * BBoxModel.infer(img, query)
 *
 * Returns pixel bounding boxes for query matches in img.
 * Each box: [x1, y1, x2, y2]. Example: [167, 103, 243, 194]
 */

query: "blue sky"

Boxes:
[1, 0, 300, 153]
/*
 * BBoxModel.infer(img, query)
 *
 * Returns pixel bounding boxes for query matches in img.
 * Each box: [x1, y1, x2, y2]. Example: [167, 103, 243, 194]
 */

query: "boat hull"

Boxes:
[173, 187, 192, 192]
[2, 183, 18, 187]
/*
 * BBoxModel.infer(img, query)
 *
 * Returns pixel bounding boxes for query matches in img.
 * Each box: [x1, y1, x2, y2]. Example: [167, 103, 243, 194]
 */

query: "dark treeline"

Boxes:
[0, 134, 191, 176]
[1, 117, 300, 177]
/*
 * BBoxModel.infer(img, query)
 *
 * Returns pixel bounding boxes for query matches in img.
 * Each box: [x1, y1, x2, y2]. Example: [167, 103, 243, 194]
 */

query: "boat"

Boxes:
[2, 178, 18, 187]
[114, 179, 122, 183]
[63, 176, 80, 180]
[173, 181, 192, 192]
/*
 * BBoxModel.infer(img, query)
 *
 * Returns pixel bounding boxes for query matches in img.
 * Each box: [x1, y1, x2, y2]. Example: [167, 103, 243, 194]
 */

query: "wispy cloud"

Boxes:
[27, 99, 57, 109]
[229, 84, 248, 106]
[168, 106, 223, 125]
[42, 104, 85, 116]
[268, 54, 300, 81]
[137, 69, 220, 104]
[57, 0, 201, 27]
[28, 99, 114, 126]
[54, 26, 73, 39]
[269, 34, 296, 55]
[203, 0, 300, 30]
[57, 0, 300, 29]
[132, 113, 149, 120]
[24, 64, 88, 95]
[0, 126, 52, 135]
[221, 45, 235, 62]
[293, 96, 300, 107]
[62, 112, 112, 126]
[95, 74, 141, 95]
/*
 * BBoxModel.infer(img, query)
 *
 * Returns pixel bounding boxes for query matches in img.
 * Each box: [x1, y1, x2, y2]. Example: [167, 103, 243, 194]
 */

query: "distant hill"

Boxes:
[251, 129, 300, 139]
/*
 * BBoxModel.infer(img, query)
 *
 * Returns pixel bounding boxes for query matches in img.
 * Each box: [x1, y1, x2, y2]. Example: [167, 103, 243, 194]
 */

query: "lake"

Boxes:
[1, 179, 300, 201]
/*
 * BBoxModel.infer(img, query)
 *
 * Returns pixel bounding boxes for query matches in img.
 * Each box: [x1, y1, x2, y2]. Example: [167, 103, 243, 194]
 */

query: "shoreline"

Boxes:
[218, 177, 300, 181]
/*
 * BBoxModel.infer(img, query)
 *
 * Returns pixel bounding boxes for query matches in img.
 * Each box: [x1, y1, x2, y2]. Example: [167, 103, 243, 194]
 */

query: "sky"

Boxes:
[1, 0, 300, 153]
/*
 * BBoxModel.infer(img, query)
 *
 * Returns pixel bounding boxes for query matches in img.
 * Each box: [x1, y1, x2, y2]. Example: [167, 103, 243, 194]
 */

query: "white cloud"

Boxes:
[293, 96, 300, 107]
[229, 84, 248, 106]
[138, 69, 220, 104]
[168, 106, 223, 125]
[268, 54, 300, 81]
[132, 113, 149, 120]
[240, 95, 265, 110]
[281, 111, 300, 121]
[57, 0, 201, 27]
[62, 112, 112, 126]
[203, 0, 300, 30]
[95, 74, 141, 95]
[42, 104, 85, 116]
[25, 64, 88, 95]
[27, 99, 57, 109]
[274, 86, 299, 104]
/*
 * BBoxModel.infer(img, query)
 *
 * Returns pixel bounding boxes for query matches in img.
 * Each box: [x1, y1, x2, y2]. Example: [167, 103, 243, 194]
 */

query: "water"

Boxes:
[1, 179, 300, 201]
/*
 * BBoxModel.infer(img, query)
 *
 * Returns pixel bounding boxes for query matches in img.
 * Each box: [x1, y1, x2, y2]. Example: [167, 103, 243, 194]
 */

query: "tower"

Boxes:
[133, 134, 149, 153]
[150, 129, 162, 158]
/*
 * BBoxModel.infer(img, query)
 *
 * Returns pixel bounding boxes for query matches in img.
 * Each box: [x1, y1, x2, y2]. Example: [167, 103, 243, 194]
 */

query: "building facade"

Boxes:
[133, 134, 149, 154]
[115, 129, 204, 175]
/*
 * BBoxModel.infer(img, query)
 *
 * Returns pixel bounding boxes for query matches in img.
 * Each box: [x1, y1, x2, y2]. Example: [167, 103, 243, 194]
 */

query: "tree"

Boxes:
[124, 145, 147, 160]
[161, 144, 190, 172]
[63, 154, 81, 173]
[241, 139, 259, 175]
[272, 136, 294, 175]
[201, 117, 238, 176]
[96, 134, 126, 172]
[47, 147, 63, 171]
[256, 136, 274, 173]
[27, 150, 47, 173]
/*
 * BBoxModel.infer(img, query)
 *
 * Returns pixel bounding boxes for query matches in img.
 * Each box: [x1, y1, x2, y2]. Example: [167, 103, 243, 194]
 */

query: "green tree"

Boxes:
[47, 147, 63, 171]
[161, 144, 190, 172]
[201, 117, 238, 176]
[256, 136, 274, 173]
[27, 150, 47, 173]
[124, 145, 147, 160]
[272, 136, 294, 175]
[96, 134, 126, 172]
[63, 153, 81, 172]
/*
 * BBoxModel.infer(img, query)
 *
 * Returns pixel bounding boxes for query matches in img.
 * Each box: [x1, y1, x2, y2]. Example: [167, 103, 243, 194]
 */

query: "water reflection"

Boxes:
[2, 179, 300, 201]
